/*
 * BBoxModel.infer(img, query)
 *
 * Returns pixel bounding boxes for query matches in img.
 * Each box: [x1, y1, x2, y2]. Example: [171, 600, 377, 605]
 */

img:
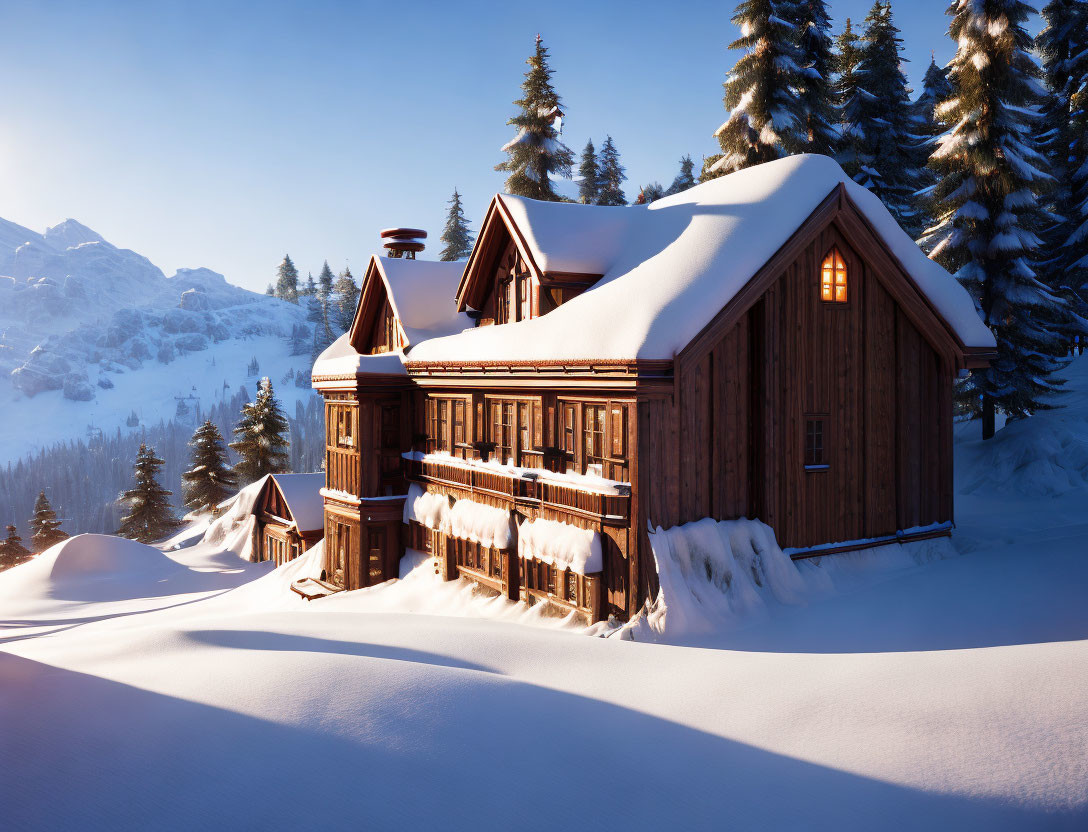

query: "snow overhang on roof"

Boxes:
[269, 472, 325, 533]
[409, 154, 997, 366]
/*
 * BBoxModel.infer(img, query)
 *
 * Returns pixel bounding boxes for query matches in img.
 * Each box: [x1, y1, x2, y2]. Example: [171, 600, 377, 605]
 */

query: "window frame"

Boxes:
[804, 414, 829, 471]
[820, 247, 848, 304]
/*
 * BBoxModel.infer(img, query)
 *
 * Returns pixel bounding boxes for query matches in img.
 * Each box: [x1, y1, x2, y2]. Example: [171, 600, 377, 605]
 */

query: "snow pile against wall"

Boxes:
[620, 517, 952, 642]
[518, 517, 602, 574]
[403, 484, 451, 529]
[200, 477, 268, 561]
[445, 499, 513, 549]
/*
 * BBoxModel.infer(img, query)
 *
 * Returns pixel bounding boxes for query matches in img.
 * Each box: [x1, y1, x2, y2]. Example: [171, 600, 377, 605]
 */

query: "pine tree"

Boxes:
[578, 140, 600, 204]
[230, 377, 290, 484]
[795, 0, 838, 157]
[275, 254, 300, 304]
[181, 420, 237, 513]
[665, 155, 698, 195]
[265, 284, 275, 296]
[439, 189, 475, 260]
[288, 324, 309, 356]
[1037, 0, 1088, 335]
[29, 491, 67, 552]
[924, 0, 1068, 439]
[709, 0, 806, 178]
[913, 55, 955, 248]
[117, 444, 180, 543]
[332, 267, 360, 333]
[833, 18, 864, 164]
[301, 273, 317, 299]
[0, 524, 31, 570]
[317, 261, 335, 301]
[638, 183, 666, 203]
[596, 136, 627, 206]
[496, 35, 574, 200]
[840, 2, 925, 236]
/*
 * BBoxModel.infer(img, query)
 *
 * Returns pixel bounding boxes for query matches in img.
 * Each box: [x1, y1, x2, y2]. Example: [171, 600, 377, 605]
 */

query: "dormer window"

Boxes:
[821, 248, 847, 303]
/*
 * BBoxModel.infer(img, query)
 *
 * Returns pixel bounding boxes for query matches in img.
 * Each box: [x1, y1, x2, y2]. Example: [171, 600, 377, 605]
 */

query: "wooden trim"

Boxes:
[786, 523, 952, 560]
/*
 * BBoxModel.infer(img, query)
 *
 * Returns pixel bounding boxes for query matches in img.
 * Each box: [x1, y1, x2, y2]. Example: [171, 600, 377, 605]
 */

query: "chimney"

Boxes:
[380, 227, 426, 259]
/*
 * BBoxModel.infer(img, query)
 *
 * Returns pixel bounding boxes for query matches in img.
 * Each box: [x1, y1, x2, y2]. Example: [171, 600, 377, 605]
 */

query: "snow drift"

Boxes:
[623, 517, 953, 641]
[45, 534, 180, 580]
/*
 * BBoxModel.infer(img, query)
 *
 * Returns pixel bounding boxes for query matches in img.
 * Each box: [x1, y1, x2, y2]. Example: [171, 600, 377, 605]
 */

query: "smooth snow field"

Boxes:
[2, 360, 1088, 830]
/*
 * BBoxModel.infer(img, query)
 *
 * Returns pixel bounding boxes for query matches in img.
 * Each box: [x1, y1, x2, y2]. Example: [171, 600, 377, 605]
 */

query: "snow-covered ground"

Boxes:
[1, 359, 1087, 830]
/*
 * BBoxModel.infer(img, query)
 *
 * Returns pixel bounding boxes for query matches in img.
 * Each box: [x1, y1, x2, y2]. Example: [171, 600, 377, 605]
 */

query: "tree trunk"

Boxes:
[982, 394, 995, 440]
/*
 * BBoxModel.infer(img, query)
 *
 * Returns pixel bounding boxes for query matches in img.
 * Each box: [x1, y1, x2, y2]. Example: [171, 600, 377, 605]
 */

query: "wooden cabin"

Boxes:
[312, 155, 997, 621]
[254, 473, 325, 566]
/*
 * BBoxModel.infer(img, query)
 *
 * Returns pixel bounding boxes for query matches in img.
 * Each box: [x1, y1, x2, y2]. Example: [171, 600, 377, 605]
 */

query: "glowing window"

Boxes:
[821, 248, 847, 303]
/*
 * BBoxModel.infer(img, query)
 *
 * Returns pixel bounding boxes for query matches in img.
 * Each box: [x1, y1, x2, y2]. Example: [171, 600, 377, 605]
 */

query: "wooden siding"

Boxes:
[643, 219, 954, 551]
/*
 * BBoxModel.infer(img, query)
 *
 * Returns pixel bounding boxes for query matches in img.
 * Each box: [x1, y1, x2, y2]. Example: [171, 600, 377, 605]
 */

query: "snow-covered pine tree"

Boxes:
[794, 0, 838, 157]
[496, 35, 574, 201]
[596, 136, 627, 206]
[0, 524, 31, 570]
[29, 491, 67, 552]
[275, 254, 300, 304]
[924, 0, 1067, 439]
[578, 140, 600, 204]
[839, 2, 925, 236]
[181, 420, 237, 514]
[230, 377, 290, 484]
[913, 55, 956, 247]
[265, 284, 275, 296]
[708, 0, 807, 178]
[439, 189, 475, 260]
[333, 267, 360, 334]
[665, 155, 698, 195]
[1037, 0, 1088, 337]
[118, 444, 180, 543]
[301, 272, 317, 299]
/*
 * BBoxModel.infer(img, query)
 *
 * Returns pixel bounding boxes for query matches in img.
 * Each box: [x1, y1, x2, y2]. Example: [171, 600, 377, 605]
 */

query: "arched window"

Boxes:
[821, 248, 847, 303]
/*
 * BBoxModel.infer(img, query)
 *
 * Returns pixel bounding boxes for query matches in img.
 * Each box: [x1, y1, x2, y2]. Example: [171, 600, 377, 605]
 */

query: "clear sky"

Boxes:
[0, 0, 1042, 293]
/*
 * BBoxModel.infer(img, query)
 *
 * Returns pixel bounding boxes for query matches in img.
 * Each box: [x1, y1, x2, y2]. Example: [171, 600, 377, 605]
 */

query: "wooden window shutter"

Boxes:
[610, 402, 625, 458]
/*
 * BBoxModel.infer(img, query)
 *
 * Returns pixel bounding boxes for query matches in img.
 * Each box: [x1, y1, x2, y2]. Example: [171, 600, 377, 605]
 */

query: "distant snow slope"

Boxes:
[0, 359, 1086, 830]
[0, 216, 319, 462]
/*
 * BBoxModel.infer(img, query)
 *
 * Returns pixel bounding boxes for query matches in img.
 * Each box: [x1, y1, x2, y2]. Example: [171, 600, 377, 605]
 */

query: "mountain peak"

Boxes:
[43, 219, 107, 250]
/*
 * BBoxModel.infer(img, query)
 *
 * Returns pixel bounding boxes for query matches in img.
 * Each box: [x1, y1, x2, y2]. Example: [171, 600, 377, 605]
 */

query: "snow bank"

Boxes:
[518, 517, 602, 574]
[200, 477, 267, 561]
[622, 517, 952, 641]
[45, 534, 181, 580]
[956, 357, 1088, 496]
[445, 499, 513, 549]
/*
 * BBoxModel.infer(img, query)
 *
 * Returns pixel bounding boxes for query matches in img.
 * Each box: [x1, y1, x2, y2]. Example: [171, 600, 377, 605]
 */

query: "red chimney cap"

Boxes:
[380, 227, 427, 239]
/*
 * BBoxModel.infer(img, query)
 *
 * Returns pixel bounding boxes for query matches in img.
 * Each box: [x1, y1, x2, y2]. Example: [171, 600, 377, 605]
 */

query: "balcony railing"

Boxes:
[404, 455, 630, 522]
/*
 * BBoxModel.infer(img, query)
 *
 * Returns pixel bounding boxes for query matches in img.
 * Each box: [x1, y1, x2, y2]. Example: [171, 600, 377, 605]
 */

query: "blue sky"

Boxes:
[0, 0, 1041, 293]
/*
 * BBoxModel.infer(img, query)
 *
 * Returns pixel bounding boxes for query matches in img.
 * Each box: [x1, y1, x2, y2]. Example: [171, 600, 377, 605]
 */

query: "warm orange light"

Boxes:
[821, 248, 847, 303]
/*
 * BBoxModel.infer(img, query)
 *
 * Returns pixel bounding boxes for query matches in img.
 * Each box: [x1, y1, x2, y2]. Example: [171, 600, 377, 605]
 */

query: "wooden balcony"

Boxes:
[403, 455, 631, 523]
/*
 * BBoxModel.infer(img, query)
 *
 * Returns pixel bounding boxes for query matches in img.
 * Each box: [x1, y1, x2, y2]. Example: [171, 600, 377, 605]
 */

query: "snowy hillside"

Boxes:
[0, 216, 319, 463]
[0, 358, 1085, 830]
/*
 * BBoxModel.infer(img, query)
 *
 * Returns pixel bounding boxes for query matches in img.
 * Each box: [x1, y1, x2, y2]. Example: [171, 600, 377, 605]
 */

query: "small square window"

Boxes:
[805, 417, 828, 470]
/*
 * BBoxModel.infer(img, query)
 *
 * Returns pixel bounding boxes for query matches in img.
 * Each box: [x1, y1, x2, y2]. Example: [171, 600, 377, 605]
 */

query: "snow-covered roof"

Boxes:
[311, 333, 407, 379]
[269, 473, 325, 533]
[408, 155, 996, 364]
[371, 257, 473, 344]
